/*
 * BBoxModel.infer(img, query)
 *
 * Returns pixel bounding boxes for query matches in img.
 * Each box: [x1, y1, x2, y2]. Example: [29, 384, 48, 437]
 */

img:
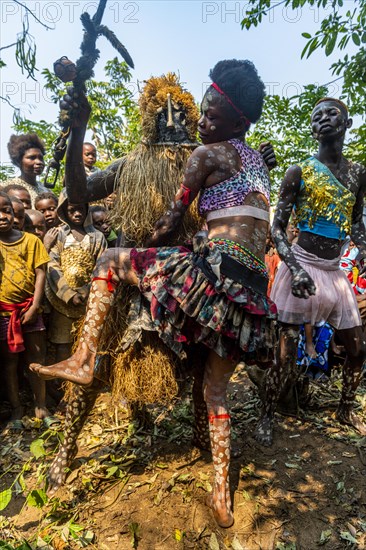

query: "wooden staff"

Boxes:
[44, 0, 134, 188]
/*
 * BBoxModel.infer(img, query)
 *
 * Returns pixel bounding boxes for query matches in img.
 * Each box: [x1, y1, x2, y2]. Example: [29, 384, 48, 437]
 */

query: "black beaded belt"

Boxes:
[192, 253, 268, 296]
[220, 253, 268, 295]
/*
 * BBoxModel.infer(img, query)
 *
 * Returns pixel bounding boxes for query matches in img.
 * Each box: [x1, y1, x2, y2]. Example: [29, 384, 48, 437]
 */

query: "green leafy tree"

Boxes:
[242, 0, 366, 200]
[86, 58, 141, 161]
[0, 165, 15, 183]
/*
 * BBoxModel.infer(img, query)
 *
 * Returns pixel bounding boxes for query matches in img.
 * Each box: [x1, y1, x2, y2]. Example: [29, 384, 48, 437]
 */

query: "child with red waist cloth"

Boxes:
[0, 191, 50, 428]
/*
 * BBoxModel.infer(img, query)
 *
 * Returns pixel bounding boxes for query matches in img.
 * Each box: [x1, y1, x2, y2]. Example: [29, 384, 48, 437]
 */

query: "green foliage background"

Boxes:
[0, 59, 142, 189]
[243, 0, 366, 202]
[1, 0, 365, 207]
[14, 58, 141, 166]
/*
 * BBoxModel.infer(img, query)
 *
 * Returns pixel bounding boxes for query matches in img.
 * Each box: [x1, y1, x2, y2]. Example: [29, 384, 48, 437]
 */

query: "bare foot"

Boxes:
[305, 342, 317, 359]
[34, 406, 51, 420]
[254, 414, 274, 446]
[30, 347, 95, 386]
[336, 407, 366, 435]
[206, 493, 234, 528]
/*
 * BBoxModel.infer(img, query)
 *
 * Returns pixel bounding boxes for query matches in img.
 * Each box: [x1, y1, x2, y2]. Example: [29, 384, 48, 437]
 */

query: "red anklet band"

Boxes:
[93, 269, 118, 292]
[208, 413, 231, 424]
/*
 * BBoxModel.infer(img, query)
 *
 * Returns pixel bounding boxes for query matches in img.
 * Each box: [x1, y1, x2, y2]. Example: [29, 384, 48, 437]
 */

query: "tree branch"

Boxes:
[249, 0, 287, 17]
[259, 0, 287, 14]
[12, 0, 53, 30]
[0, 94, 20, 113]
[0, 42, 17, 52]
[322, 75, 344, 87]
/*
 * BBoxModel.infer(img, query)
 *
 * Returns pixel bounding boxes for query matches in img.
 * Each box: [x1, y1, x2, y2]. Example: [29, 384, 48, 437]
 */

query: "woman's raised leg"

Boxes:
[30, 248, 138, 385]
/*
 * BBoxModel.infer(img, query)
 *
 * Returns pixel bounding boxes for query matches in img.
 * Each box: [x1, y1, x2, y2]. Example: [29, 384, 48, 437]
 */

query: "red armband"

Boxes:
[178, 184, 191, 206]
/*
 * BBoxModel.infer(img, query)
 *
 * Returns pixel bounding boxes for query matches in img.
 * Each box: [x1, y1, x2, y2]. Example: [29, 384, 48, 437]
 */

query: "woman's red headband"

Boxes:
[211, 83, 251, 127]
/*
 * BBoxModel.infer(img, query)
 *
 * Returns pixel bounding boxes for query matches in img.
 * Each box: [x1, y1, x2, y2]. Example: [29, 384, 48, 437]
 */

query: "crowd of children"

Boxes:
[0, 134, 118, 430]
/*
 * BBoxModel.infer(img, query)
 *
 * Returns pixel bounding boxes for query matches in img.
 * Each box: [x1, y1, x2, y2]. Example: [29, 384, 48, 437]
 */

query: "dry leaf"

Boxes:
[231, 535, 245, 549]
[209, 532, 220, 550]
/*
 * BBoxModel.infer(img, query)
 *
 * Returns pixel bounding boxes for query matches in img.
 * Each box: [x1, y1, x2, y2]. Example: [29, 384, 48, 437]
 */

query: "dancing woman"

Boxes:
[255, 98, 366, 447]
[32, 59, 276, 527]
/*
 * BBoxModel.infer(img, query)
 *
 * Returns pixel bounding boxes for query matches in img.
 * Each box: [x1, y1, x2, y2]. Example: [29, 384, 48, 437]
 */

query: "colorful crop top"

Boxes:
[295, 157, 355, 240]
[198, 139, 271, 216]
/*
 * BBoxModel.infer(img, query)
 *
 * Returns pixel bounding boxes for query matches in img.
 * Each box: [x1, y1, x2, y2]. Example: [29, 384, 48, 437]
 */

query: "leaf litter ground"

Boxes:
[0, 364, 366, 550]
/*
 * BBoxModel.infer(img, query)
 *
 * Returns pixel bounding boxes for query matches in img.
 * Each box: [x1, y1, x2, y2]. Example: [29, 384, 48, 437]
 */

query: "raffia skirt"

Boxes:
[271, 244, 361, 330]
[130, 232, 277, 361]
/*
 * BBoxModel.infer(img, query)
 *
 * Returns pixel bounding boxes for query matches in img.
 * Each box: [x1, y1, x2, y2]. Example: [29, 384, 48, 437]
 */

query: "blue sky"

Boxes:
[0, 0, 357, 166]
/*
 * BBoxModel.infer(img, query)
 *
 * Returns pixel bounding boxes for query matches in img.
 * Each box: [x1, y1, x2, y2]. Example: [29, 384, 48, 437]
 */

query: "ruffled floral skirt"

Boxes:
[130, 232, 277, 361]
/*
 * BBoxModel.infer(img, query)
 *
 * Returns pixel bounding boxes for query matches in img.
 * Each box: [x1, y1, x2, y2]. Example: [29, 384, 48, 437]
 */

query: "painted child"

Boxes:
[256, 98, 366, 446]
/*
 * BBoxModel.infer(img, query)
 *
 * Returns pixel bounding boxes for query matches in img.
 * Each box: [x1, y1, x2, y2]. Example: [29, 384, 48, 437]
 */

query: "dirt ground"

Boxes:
[1, 364, 366, 550]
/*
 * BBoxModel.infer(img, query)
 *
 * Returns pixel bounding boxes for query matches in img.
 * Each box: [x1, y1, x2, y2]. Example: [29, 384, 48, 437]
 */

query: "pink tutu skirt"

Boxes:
[271, 244, 361, 329]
